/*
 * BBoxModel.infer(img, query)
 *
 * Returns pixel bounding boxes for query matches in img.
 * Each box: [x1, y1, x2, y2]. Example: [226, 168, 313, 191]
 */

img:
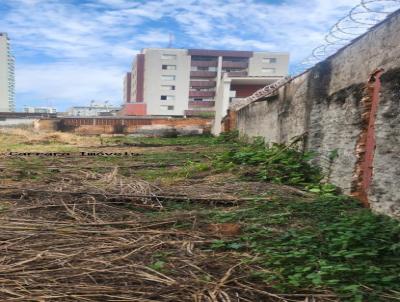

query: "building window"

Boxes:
[190, 88, 214, 92]
[262, 68, 276, 74]
[222, 68, 244, 72]
[161, 85, 175, 90]
[262, 57, 277, 63]
[160, 95, 175, 101]
[161, 105, 175, 111]
[161, 75, 176, 81]
[161, 54, 177, 60]
[162, 64, 176, 70]
[192, 66, 217, 72]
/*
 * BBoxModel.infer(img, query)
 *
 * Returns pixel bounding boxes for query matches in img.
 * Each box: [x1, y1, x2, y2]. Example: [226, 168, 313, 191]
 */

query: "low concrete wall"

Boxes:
[0, 118, 38, 128]
[235, 10, 400, 217]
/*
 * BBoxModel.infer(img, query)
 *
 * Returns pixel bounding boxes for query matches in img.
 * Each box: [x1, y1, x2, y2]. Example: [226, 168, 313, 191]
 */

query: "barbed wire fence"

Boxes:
[294, 0, 400, 74]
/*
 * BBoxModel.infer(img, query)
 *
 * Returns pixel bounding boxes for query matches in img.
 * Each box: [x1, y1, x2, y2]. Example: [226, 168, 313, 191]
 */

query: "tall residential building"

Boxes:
[121, 48, 289, 116]
[0, 33, 15, 112]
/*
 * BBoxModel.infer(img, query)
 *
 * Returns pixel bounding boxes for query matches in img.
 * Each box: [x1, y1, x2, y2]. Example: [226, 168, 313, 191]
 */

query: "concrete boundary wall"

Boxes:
[0, 118, 38, 128]
[235, 10, 400, 217]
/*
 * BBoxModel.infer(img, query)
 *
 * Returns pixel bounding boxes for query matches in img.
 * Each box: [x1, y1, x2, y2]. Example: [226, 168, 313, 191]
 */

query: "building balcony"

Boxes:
[191, 60, 218, 67]
[190, 71, 217, 78]
[222, 61, 248, 68]
[190, 80, 216, 88]
[189, 101, 215, 108]
[185, 109, 215, 117]
[189, 91, 216, 97]
[227, 71, 248, 77]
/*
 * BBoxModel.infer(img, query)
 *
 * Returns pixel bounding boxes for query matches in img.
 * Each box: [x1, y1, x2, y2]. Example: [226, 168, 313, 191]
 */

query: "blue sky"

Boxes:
[0, 0, 362, 111]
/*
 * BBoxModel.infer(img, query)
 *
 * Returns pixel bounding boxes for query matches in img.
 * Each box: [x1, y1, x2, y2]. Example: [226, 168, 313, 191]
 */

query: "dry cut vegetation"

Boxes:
[0, 129, 399, 302]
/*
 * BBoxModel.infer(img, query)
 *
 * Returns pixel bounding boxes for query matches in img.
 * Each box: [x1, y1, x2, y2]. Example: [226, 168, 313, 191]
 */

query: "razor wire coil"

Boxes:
[298, 0, 400, 72]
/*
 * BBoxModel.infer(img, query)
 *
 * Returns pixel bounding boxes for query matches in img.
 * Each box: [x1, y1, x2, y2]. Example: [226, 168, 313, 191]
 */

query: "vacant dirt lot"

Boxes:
[0, 130, 398, 302]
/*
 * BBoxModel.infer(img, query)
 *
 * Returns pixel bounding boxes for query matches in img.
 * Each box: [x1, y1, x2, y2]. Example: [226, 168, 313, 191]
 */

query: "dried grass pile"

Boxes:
[0, 186, 262, 302]
[0, 128, 99, 147]
[0, 177, 337, 302]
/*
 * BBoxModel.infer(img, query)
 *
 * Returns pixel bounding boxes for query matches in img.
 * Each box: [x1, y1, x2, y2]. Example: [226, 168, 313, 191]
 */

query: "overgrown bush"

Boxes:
[213, 135, 323, 187]
[213, 130, 240, 143]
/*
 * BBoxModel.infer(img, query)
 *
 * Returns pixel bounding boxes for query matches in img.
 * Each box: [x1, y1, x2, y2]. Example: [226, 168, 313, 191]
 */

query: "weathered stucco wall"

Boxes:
[370, 68, 400, 216]
[236, 10, 400, 217]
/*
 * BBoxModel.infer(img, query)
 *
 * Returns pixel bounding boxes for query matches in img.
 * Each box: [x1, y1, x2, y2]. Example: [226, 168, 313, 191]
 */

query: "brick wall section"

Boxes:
[52, 117, 212, 135]
[222, 110, 237, 133]
[119, 103, 147, 115]
[235, 10, 400, 217]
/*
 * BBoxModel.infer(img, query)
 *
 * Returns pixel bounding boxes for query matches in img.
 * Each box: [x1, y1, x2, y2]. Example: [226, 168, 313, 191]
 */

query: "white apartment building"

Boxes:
[122, 48, 289, 116]
[24, 107, 57, 114]
[66, 103, 121, 117]
[0, 33, 15, 112]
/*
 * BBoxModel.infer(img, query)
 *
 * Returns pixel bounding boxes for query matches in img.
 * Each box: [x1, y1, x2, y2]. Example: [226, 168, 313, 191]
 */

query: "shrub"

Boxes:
[214, 136, 322, 187]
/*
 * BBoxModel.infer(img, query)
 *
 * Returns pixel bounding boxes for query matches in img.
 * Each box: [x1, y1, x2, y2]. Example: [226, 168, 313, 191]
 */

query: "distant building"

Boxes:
[121, 48, 289, 116]
[0, 33, 15, 112]
[66, 102, 121, 117]
[123, 72, 132, 103]
[24, 106, 57, 114]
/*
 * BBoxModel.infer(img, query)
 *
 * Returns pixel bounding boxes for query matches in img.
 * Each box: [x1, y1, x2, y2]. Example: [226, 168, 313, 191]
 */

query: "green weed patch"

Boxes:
[207, 196, 400, 301]
[212, 133, 344, 197]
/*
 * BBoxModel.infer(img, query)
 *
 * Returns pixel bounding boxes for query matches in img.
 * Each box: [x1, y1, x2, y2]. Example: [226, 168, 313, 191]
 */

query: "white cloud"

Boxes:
[0, 0, 369, 110]
[196, 36, 276, 51]
[135, 30, 171, 46]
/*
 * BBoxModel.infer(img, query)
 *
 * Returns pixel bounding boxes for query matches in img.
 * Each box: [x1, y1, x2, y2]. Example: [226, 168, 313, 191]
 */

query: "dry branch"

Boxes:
[0, 187, 260, 205]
